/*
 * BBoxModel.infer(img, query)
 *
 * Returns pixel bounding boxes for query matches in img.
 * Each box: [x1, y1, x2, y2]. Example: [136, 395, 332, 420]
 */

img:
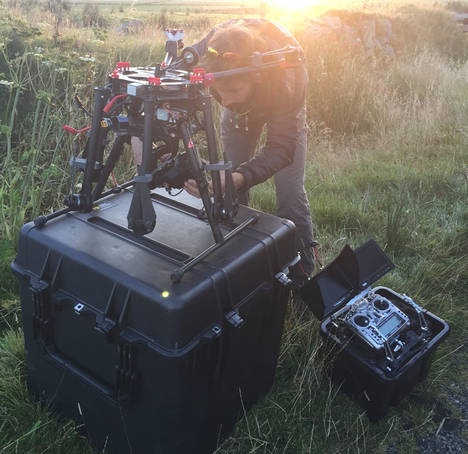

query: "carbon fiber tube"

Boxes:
[81, 87, 108, 211]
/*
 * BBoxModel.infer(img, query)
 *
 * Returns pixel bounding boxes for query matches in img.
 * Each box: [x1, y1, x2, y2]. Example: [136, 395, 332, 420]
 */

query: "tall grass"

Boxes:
[0, 1, 467, 453]
[0, 45, 78, 242]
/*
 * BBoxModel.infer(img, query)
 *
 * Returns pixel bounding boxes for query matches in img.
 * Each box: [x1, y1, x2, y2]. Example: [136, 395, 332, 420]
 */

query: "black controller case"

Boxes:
[300, 240, 450, 419]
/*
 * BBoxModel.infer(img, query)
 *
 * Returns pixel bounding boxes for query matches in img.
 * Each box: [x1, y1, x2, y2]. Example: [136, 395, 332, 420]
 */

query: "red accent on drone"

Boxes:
[63, 125, 91, 134]
[148, 77, 161, 86]
[103, 94, 128, 113]
[161, 62, 167, 68]
[116, 62, 130, 71]
[190, 68, 206, 84]
[187, 139, 194, 148]
[203, 73, 215, 87]
[110, 70, 120, 79]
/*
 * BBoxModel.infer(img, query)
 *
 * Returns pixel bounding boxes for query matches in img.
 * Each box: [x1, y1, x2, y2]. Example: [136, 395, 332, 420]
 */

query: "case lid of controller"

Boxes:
[301, 239, 395, 320]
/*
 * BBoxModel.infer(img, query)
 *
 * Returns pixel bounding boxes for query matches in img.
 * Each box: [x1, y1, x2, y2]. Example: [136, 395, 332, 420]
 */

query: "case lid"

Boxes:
[300, 239, 395, 320]
[14, 189, 297, 354]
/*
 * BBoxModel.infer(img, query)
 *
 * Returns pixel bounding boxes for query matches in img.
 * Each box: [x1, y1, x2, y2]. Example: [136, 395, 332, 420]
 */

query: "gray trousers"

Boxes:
[221, 107, 315, 273]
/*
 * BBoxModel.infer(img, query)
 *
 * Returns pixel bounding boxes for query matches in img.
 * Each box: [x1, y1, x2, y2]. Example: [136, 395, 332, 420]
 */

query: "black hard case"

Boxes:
[301, 240, 450, 419]
[12, 190, 297, 454]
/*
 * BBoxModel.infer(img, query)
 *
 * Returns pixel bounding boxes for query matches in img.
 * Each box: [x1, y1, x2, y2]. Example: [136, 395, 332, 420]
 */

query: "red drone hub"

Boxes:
[148, 77, 162, 86]
[116, 62, 130, 71]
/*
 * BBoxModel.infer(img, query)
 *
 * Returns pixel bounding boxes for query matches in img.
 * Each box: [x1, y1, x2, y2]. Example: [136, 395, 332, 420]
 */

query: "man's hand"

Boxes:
[184, 171, 245, 198]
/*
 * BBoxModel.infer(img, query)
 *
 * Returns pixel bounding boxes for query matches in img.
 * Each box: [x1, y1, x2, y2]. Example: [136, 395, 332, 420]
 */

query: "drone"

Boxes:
[35, 29, 305, 281]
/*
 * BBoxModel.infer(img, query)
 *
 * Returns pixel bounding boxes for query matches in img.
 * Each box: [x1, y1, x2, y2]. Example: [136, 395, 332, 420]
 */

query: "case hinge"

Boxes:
[30, 276, 51, 342]
[115, 343, 138, 403]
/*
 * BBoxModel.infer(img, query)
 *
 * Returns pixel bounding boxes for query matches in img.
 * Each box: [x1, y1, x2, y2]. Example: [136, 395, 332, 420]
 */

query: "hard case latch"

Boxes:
[275, 253, 301, 287]
[94, 315, 117, 339]
[226, 310, 245, 328]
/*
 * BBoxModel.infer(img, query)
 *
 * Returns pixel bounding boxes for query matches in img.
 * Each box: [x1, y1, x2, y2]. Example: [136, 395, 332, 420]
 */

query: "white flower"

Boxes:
[0, 80, 14, 87]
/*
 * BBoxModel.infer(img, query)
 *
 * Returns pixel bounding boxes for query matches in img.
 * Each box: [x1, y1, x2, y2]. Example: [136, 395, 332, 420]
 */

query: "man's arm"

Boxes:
[183, 171, 244, 198]
[184, 104, 306, 198]
[235, 105, 306, 190]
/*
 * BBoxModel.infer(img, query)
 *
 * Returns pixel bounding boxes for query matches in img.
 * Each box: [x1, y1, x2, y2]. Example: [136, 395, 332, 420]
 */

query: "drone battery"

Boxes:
[300, 240, 450, 419]
[11, 189, 296, 454]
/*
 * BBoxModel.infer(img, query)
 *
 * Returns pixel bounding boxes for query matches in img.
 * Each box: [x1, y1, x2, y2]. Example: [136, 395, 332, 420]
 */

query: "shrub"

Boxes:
[80, 3, 108, 28]
[446, 1, 468, 12]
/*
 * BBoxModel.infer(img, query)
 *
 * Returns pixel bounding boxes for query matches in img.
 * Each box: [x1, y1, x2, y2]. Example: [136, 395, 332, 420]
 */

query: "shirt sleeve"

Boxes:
[235, 103, 306, 190]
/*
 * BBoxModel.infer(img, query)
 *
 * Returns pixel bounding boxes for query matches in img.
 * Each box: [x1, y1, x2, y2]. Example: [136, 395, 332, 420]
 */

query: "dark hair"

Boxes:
[200, 20, 272, 72]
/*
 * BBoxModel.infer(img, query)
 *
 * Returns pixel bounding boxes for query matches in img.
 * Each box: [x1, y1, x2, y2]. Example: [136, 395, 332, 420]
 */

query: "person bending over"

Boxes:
[185, 18, 315, 278]
[132, 19, 315, 279]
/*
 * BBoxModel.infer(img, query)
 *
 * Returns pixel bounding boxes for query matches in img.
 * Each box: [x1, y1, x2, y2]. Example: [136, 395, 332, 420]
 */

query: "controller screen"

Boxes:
[379, 313, 404, 338]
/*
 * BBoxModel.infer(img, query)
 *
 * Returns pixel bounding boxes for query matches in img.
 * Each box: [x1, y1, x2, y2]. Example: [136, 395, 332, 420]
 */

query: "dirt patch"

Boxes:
[416, 385, 468, 454]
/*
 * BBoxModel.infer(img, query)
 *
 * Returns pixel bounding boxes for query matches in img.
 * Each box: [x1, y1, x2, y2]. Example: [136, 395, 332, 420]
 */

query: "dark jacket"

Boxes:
[193, 18, 308, 190]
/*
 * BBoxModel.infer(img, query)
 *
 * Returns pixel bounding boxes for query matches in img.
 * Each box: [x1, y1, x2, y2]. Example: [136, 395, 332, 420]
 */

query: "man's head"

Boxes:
[200, 21, 270, 113]
[211, 74, 254, 112]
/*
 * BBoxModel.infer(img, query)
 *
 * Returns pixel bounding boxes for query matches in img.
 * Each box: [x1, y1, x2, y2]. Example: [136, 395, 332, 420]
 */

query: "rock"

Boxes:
[305, 11, 396, 64]
[116, 20, 144, 34]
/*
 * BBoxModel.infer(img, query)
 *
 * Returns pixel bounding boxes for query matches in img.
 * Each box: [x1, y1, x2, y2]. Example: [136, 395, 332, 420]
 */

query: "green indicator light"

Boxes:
[162, 291, 170, 298]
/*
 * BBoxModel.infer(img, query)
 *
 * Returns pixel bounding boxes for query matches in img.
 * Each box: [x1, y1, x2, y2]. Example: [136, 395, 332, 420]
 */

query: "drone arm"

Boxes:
[81, 87, 109, 211]
[91, 134, 128, 201]
[201, 97, 224, 215]
[209, 57, 288, 82]
[179, 122, 224, 243]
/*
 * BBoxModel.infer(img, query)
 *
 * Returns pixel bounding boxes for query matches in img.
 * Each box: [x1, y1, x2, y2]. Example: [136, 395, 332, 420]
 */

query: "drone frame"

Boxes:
[36, 32, 304, 281]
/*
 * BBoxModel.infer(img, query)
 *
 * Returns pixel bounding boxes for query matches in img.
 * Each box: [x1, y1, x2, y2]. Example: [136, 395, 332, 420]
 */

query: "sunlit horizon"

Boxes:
[259, 0, 388, 15]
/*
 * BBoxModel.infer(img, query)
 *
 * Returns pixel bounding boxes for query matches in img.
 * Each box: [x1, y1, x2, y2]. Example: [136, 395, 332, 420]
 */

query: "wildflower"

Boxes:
[79, 56, 96, 62]
[0, 80, 14, 87]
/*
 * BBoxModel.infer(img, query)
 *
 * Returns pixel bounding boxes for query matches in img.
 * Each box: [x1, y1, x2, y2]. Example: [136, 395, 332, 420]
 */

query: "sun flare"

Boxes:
[268, 0, 315, 9]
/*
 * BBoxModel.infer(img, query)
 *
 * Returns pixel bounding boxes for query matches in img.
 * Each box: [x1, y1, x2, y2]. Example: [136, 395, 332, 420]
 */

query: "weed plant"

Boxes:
[0, 1, 467, 453]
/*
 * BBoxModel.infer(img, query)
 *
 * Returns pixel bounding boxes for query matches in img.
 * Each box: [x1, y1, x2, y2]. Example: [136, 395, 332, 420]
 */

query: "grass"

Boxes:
[1, 1, 467, 453]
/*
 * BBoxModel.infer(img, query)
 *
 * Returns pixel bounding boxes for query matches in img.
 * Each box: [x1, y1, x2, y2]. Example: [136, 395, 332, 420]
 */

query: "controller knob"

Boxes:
[354, 315, 370, 327]
[373, 297, 389, 311]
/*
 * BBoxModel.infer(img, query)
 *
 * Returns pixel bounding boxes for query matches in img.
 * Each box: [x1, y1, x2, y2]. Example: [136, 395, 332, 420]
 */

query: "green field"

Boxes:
[0, 0, 467, 453]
